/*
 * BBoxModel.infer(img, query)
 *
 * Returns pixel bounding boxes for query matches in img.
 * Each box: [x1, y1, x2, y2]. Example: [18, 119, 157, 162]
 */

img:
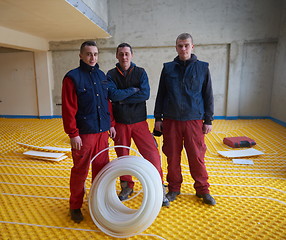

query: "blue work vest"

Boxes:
[65, 60, 110, 134]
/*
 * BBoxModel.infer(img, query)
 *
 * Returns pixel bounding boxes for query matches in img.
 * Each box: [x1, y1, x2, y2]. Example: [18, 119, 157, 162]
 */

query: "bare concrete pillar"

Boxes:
[34, 51, 54, 118]
[226, 41, 244, 118]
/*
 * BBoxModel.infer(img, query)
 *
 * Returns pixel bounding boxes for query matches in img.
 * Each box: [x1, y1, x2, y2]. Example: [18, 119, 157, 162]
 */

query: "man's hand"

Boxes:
[109, 127, 116, 139]
[70, 136, 82, 150]
[203, 124, 212, 134]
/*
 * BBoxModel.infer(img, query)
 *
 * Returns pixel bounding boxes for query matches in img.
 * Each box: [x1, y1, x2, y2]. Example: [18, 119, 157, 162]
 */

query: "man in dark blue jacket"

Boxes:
[107, 43, 169, 207]
[154, 33, 216, 205]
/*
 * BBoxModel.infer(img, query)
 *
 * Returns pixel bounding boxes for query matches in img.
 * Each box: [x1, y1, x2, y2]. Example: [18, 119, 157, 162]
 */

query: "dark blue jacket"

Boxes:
[65, 60, 110, 134]
[107, 62, 150, 124]
[154, 54, 214, 124]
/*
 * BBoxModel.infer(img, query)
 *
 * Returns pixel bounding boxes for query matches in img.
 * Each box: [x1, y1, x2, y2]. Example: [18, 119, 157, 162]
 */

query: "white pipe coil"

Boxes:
[88, 146, 163, 238]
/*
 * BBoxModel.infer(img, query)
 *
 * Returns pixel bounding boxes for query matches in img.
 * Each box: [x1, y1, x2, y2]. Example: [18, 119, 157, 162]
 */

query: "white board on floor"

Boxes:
[218, 148, 264, 158]
[232, 158, 254, 165]
[23, 150, 66, 161]
[17, 142, 71, 152]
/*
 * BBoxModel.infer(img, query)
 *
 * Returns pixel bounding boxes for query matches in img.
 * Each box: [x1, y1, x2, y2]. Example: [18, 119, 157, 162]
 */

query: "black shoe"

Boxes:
[118, 181, 133, 201]
[166, 191, 180, 202]
[118, 187, 133, 201]
[196, 193, 216, 205]
[70, 209, 84, 223]
[162, 184, 170, 207]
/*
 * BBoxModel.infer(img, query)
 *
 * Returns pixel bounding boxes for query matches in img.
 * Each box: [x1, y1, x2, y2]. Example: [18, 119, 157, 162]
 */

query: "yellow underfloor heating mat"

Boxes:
[0, 118, 285, 239]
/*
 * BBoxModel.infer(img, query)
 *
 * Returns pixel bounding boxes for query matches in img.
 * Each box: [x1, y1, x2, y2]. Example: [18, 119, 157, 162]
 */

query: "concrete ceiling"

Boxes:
[0, 0, 110, 50]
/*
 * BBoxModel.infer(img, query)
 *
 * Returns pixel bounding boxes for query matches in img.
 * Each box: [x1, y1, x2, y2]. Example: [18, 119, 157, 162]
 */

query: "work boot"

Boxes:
[196, 193, 216, 205]
[118, 181, 133, 201]
[70, 208, 84, 223]
[166, 191, 180, 202]
[162, 184, 170, 207]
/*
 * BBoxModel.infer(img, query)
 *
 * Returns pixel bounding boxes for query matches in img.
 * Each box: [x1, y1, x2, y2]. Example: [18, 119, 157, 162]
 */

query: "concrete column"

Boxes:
[226, 41, 244, 118]
[270, 1, 286, 123]
[34, 51, 54, 118]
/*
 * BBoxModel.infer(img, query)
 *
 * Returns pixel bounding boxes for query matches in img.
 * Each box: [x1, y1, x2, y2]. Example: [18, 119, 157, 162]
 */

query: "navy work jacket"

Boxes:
[107, 62, 149, 124]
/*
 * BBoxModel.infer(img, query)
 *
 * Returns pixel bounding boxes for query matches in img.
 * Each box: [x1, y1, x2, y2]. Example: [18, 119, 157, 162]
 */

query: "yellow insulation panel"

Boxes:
[0, 118, 285, 239]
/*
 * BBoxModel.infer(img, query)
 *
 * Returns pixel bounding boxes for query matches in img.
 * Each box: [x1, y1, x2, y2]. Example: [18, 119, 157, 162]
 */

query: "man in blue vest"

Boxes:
[62, 41, 116, 223]
[154, 33, 216, 205]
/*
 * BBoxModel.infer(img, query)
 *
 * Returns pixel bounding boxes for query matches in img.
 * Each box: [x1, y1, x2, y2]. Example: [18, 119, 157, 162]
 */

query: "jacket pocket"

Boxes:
[77, 86, 95, 107]
[186, 74, 202, 92]
[76, 113, 97, 133]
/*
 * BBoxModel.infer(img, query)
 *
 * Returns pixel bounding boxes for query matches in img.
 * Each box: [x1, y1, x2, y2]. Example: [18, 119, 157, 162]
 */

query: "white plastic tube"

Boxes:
[88, 146, 163, 238]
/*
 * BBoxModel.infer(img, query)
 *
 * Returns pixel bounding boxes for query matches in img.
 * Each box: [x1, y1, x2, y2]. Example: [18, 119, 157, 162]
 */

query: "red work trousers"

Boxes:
[162, 119, 210, 195]
[113, 121, 163, 188]
[70, 132, 109, 209]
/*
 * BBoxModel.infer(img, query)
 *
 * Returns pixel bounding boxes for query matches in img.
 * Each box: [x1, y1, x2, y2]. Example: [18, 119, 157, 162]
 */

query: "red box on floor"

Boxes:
[223, 136, 256, 148]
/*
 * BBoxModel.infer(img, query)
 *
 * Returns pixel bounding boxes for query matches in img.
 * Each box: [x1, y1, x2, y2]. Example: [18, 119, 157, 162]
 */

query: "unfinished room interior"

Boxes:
[0, 0, 285, 239]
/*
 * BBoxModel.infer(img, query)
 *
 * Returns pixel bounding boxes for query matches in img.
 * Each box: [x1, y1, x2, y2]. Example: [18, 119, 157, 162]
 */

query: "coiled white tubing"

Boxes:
[88, 146, 163, 238]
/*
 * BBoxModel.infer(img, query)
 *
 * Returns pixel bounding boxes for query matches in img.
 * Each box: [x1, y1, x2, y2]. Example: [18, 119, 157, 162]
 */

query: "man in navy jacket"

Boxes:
[154, 33, 216, 205]
[107, 43, 169, 207]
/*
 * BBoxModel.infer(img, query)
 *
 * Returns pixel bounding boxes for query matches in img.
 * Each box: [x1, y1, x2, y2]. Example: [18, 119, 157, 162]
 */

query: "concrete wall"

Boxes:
[82, 0, 108, 23]
[102, 0, 281, 46]
[50, 0, 286, 123]
[271, 1, 286, 123]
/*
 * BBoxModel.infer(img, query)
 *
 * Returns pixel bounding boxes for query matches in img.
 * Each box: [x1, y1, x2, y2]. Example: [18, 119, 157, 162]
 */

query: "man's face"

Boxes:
[176, 38, 194, 61]
[79, 45, 98, 66]
[116, 46, 133, 70]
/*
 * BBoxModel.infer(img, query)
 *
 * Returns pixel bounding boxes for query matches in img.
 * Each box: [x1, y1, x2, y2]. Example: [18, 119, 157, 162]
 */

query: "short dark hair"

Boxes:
[116, 43, 133, 54]
[80, 41, 97, 53]
[176, 33, 193, 44]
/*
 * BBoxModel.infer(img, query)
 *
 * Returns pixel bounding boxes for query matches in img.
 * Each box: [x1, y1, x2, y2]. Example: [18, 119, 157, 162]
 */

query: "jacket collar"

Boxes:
[79, 60, 99, 72]
[116, 62, 136, 76]
[174, 54, 197, 66]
